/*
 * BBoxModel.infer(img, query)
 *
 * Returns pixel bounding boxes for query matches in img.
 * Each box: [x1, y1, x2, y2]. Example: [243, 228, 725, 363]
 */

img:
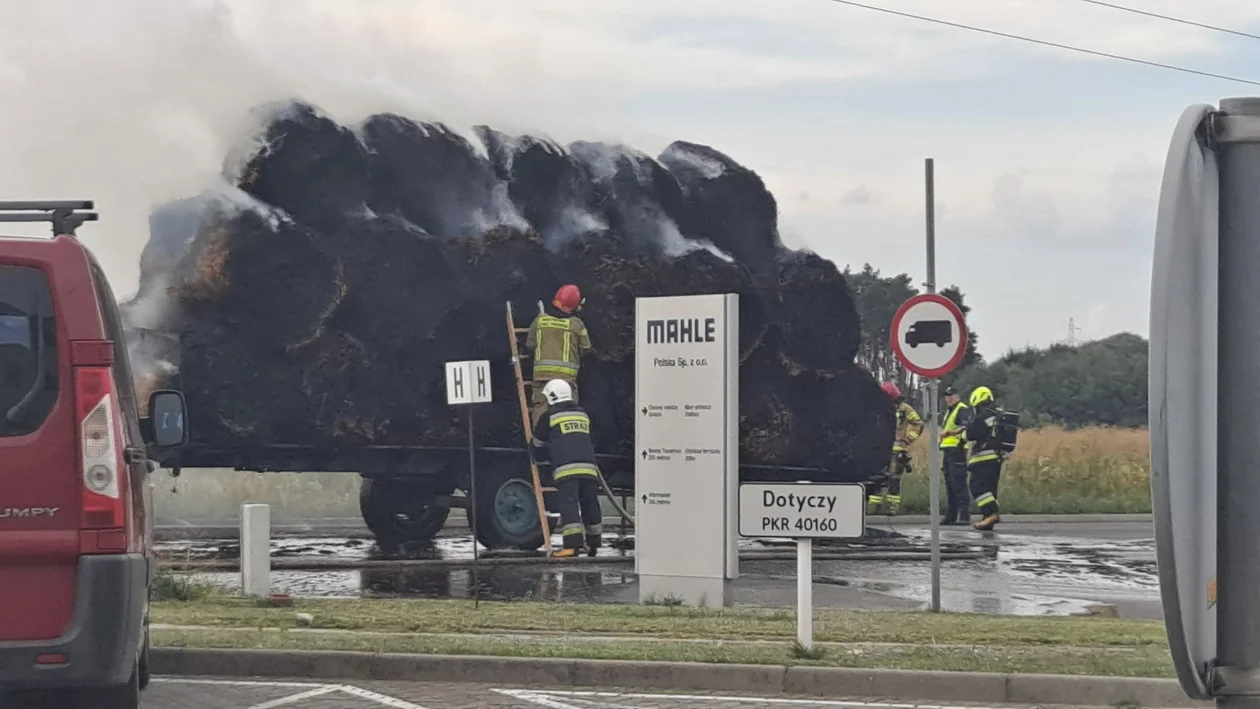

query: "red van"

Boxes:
[0, 201, 189, 708]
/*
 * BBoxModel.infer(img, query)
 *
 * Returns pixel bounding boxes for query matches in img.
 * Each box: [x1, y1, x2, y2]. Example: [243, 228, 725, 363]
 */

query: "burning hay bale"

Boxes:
[659, 141, 783, 269]
[129, 100, 895, 483]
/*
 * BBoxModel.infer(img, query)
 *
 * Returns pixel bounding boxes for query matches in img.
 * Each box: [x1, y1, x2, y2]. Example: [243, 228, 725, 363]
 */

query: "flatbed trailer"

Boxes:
[161, 442, 831, 553]
[134, 297, 841, 554]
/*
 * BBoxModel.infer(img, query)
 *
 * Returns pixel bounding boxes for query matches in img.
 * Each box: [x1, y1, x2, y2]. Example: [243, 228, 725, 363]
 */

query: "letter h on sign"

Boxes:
[445, 360, 493, 406]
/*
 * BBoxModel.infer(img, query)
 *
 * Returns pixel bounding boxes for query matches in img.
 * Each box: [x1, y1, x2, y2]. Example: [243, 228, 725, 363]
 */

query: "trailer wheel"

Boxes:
[359, 477, 452, 553]
[471, 465, 546, 551]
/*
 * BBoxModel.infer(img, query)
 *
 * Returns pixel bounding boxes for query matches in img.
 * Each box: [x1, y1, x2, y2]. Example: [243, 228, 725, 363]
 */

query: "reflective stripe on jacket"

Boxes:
[531, 402, 600, 480]
[963, 405, 1001, 465]
[893, 401, 923, 453]
[526, 312, 592, 379]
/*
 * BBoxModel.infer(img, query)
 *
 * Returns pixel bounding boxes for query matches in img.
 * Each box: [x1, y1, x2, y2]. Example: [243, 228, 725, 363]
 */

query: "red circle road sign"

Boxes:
[889, 293, 969, 378]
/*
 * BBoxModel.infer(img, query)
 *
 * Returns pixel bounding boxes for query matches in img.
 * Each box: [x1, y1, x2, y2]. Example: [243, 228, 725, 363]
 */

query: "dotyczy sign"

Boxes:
[738, 482, 866, 539]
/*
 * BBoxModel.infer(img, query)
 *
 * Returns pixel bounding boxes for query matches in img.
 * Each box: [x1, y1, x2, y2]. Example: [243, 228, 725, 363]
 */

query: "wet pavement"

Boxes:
[125, 678, 1108, 708]
[156, 520, 1159, 619]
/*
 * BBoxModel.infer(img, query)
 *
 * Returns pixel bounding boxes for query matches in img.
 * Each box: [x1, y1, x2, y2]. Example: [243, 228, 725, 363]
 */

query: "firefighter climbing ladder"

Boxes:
[505, 301, 555, 557]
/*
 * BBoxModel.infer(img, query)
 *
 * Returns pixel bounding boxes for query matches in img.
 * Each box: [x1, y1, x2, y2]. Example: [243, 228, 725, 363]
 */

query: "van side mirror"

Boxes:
[142, 389, 189, 449]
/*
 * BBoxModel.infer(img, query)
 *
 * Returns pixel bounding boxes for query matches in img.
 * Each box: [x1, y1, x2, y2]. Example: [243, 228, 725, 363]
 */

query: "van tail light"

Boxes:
[75, 367, 125, 530]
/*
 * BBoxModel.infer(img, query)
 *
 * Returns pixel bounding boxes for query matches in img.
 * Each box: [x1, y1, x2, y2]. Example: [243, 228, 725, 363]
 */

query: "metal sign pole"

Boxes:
[468, 403, 480, 609]
[925, 157, 942, 613]
[797, 537, 814, 650]
[1215, 98, 1260, 709]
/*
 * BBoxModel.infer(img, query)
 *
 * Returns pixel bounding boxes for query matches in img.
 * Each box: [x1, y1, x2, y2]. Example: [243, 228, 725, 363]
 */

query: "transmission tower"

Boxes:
[1066, 317, 1081, 346]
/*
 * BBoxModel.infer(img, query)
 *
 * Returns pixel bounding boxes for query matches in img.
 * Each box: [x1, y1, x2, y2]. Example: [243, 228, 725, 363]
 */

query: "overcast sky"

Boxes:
[2, 0, 1256, 359]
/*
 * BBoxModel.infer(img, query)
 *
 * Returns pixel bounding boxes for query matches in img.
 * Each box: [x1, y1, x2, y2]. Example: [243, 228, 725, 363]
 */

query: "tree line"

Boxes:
[844, 263, 1148, 429]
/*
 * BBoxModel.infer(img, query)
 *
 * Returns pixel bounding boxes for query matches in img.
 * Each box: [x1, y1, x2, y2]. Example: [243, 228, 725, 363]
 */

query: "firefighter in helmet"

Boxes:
[963, 385, 1003, 531]
[530, 379, 603, 557]
[869, 381, 923, 516]
[526, 284, 593, 427]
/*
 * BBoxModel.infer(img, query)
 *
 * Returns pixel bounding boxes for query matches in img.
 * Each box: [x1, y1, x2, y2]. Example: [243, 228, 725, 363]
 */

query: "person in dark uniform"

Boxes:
[937, 386, 973, 525]
[963, 386, 1003, 531]
[530, 379, 602, 557]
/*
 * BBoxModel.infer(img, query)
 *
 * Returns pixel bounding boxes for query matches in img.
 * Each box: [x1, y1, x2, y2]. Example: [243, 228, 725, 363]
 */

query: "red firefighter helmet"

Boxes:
[553, 284, 583, 313]
[880, 381, 901, 399]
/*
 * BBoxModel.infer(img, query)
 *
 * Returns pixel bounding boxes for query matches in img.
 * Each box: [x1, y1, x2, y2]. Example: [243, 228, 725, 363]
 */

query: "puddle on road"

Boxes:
[159, 527, 1159, 617]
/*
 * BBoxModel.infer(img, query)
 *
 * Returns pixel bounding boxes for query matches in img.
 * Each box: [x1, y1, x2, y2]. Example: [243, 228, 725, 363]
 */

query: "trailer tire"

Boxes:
[471, 464, 546, 551]
[359, 477, 452, 553]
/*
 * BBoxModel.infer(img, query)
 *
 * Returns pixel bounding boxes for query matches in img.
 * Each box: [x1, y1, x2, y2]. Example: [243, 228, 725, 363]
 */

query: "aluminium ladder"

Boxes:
[505, 300, 555, 556]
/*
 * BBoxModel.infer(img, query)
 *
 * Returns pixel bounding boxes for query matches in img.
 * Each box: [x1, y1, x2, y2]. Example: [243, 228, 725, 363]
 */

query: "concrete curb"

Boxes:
[151, 648, 1200, 707]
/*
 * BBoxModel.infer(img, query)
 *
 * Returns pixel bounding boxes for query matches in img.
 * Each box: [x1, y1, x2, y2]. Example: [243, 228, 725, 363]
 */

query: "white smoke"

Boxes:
[568, 141, 735, 259]
[656, 220, 735, 263]
[544, 206, 609, 252]
[660, 143, 728, 180]
[0, 0, 661, 298]
[478, 183, 530, 234]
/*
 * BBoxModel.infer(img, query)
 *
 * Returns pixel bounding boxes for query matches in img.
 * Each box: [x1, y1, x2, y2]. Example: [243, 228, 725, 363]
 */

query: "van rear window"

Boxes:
[0, 265, 58, 437]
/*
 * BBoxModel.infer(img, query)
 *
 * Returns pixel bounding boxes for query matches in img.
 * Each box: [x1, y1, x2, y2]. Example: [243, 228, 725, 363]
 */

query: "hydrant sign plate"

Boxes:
[890, 294, 968, 378]
[739, 483, 866, 539]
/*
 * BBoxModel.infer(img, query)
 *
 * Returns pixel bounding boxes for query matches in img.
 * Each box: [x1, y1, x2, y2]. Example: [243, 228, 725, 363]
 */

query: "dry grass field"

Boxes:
[151, 426, 1152, 524]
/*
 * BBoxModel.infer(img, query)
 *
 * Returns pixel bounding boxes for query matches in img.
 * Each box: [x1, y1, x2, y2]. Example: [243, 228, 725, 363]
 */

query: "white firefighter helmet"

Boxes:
[542, 379, 573, 405]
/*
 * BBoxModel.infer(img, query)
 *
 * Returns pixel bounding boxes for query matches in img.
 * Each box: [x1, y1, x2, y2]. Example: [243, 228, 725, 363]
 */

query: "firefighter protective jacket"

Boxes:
[963, 403, 1001, 465]
[893, 401, 924, 452]
[525, 306, 592, 381]
[531, 400, 600, 480]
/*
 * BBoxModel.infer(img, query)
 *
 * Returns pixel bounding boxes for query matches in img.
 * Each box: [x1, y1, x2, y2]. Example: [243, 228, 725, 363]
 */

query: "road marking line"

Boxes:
[154, 676, 429, 707]
[334, 684, 432, 709]
[494, 689, 589, 709]
[246, 686, 341, 709]
[493, 689, 997, 709]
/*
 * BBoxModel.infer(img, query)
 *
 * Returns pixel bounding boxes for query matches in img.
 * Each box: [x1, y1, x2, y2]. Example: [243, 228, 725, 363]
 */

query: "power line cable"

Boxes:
[1072, 0, 1260, 43]
[824, 0, 1260, 87]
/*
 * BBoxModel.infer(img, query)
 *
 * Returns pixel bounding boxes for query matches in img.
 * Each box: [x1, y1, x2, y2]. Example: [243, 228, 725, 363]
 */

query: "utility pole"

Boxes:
[1067, 318, 1080, 346]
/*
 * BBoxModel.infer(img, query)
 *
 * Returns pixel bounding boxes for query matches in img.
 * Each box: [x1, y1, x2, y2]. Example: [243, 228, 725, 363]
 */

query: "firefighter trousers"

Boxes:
[531, 377, 580, 428]
[941, 447, 969, 521]
[556, 473, 602, 551]
[968, 458, 1002, 517]
[869, 452, 911, 513]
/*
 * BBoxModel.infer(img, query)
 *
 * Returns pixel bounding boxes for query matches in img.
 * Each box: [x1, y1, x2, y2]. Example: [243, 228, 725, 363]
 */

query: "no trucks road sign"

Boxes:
[890, 293, 968, 378]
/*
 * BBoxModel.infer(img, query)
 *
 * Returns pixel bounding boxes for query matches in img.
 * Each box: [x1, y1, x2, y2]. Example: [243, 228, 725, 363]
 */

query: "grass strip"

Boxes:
[152, 628, 1174, 678]
[150, 597, 1168, 649]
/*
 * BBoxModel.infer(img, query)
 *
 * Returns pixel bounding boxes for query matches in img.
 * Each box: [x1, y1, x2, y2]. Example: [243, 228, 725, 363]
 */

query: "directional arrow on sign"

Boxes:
[641, 407, 647, 415]
[641, 494, 647, 504]
[641, 450, 647, 459]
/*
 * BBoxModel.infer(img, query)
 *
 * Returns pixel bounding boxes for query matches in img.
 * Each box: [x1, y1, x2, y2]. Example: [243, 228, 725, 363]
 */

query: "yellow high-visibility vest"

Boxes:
[940, 401, 968, 449]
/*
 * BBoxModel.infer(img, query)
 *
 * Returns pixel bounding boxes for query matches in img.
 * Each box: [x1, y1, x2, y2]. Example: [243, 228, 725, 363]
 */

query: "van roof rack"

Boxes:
[0, 200, 98, 236]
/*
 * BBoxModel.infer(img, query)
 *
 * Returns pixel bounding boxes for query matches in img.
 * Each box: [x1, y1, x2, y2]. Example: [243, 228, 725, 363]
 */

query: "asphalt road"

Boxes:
[138, 677, 1086, 708]
[158, 517, 1161, 618]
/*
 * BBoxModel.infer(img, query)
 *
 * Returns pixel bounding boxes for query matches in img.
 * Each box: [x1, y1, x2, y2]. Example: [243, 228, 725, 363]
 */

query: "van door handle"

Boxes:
[124, 447, 146, 464]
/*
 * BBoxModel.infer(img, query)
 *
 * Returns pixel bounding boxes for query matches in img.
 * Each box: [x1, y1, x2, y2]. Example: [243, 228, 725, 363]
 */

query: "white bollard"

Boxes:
[240, 503, 271, 597]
